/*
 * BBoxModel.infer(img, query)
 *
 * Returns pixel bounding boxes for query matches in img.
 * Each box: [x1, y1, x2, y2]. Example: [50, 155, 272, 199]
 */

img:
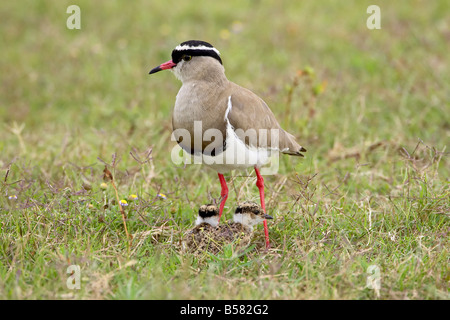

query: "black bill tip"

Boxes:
[149, 66, 162, 74]
[263, 214, 273, 220]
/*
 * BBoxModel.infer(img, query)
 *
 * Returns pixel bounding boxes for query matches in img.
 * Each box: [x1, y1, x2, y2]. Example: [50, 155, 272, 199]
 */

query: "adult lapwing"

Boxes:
[149, 40, 306, 248]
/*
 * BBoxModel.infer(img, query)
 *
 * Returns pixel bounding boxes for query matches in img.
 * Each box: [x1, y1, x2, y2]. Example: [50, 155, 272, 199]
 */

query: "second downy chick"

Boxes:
[215, 201, 273, 251]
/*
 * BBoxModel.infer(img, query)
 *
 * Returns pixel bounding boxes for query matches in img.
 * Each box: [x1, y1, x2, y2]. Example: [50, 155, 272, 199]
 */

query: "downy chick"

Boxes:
[183, 204, 220, 253]
[215, 201, 273, 250]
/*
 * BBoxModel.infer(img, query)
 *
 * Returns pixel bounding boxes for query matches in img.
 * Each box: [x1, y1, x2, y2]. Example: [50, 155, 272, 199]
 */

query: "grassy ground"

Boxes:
[0, 0, 449, 299]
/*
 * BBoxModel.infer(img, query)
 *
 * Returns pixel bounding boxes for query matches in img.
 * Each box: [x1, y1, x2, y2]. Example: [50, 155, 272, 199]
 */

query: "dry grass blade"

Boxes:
[103, 165, 131, 256]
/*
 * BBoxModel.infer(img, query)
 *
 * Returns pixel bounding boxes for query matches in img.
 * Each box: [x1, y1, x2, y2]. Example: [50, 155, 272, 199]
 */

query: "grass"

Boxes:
[0, 0, 449, 299]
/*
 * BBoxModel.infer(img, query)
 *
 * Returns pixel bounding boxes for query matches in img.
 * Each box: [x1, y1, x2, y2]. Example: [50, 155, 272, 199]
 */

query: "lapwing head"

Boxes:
[195, 203, 220, 227]
[149, 40, 224, 82]
[233, 201, 273, 229]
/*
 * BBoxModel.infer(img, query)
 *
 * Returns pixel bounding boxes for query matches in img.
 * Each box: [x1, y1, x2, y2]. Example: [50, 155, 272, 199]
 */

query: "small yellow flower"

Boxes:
[157, 193, 167, 200]
[100, 183, 108, 190]
[119, 199, 128, 207]
[8, 195, 18, 200]
[128, 194, 138, 201]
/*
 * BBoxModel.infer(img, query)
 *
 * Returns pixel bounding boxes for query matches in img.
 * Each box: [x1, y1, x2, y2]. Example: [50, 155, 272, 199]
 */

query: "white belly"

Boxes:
[196, 121, 272, 173]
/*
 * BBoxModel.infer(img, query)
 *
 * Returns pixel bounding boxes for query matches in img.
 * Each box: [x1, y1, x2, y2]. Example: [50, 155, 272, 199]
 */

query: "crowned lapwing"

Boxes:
[183, 204, 220, 253]
[150, 40, 306, 249]
[195, 203, 220, 228]
[215, 201, 273, 246]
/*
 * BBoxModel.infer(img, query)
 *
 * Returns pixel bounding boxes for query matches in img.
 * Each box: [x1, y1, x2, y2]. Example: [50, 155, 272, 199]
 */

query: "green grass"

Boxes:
[0, 0, 449, 299]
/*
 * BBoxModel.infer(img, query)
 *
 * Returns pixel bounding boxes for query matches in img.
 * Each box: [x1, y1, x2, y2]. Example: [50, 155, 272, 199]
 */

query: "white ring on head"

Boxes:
[175, 45, 220, 56]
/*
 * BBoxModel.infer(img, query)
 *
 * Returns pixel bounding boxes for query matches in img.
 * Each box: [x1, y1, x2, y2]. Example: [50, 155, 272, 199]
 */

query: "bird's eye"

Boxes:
[182, 55, 192, 61]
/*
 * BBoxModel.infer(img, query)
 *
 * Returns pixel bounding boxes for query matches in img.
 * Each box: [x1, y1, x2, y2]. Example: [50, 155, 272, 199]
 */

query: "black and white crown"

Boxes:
[235, 202, 262, 215]
[198, 204, 219, 218]
[172, 40, 222, 65]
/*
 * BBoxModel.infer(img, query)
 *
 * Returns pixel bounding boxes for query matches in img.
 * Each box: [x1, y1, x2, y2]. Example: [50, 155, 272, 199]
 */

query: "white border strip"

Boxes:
[175, 45, 220, 56]
[224, 96, 232, 120]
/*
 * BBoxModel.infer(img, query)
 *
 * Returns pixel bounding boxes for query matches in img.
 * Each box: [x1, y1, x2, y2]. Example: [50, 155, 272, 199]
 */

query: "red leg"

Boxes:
[255, 167, 270, 249]
[218, 173, 228, 221]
